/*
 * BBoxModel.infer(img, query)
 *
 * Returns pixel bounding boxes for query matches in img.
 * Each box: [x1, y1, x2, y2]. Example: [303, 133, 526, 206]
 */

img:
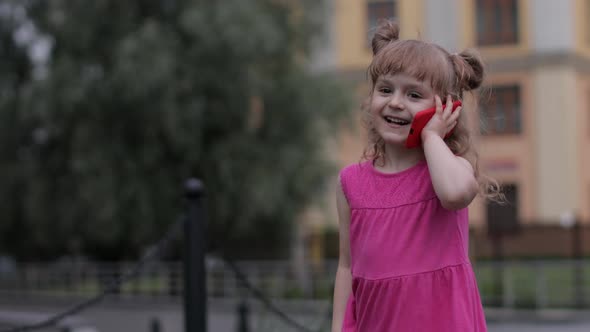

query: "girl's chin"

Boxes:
[378, 132, 408, 146]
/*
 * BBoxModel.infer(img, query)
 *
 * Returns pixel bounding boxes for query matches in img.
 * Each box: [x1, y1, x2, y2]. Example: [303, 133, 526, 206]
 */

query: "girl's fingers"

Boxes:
[433, 95, 461, 137]
[449, 106, 462, 122]
[435, 95, 443, 114]
[445, 95, 452, 114]
[445, 120, 458, 135]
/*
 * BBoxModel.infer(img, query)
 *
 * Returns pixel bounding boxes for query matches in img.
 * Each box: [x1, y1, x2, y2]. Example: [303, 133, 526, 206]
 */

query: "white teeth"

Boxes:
[384, 116, 410, 125]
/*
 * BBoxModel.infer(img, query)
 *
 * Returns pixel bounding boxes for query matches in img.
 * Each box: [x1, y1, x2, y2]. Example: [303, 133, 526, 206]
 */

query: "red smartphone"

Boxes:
[405, 100, 462, 148]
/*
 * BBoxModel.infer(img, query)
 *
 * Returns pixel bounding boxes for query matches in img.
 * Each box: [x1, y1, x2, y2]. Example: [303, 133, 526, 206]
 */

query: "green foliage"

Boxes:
[0, 0, 351, 260]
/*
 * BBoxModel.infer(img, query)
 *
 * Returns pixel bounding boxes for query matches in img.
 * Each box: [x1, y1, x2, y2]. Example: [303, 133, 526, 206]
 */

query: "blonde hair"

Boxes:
[363, 20, 502, 202]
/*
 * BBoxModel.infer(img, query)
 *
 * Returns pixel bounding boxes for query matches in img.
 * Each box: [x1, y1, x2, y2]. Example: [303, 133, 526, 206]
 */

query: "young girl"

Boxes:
[331, 20, 499, 332]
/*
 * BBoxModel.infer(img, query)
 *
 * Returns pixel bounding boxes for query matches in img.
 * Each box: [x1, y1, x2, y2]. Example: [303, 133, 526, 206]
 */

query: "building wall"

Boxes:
[334, 0, 424, 70]
[424, 0, 459, 51]
[469, 72, 536, 226]
[527, 0, 583, 222]
[459, 0, 530, 56]
[574, 0, 590, 57]
[532, 67, 580, 221]
[577, 76, 590, 221]
[309, 0, 337, 72]
[530, 0, 574, 52]
[321, 0, 590, 234]
[439, 0, 588, 224]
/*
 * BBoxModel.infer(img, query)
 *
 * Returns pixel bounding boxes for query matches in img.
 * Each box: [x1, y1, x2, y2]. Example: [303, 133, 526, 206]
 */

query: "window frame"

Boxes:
[366, 0, 398, 46]
[475, 0, 519, 46]
[480, 84, 522, 136]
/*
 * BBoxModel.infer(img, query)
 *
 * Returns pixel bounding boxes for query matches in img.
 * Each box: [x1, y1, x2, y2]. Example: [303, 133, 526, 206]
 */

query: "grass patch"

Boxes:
[474, 261, 590, 308]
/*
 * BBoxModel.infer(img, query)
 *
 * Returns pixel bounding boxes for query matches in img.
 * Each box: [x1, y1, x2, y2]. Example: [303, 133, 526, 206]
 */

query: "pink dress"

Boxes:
[340, 160, 487, 332]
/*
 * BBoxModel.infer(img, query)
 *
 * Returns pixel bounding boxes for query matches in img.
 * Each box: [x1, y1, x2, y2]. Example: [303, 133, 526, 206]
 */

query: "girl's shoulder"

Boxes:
[339, 160, 371, 178]
[339, 160, 373, 186]
[338, 161, 373, 205]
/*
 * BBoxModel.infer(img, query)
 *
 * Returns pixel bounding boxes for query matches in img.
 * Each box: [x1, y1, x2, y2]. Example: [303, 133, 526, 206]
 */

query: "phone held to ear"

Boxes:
[405, 100, 462, 149]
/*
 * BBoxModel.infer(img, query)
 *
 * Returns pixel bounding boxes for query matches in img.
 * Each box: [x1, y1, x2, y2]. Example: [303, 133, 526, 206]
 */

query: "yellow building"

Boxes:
[307, 0, 590, 252]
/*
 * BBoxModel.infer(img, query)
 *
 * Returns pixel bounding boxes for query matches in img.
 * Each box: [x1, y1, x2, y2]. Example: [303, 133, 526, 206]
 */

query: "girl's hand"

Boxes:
[421, 95, 462, 142]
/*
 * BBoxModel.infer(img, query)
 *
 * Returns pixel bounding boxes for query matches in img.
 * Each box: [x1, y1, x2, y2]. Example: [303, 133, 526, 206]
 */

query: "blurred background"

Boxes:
[0, 0, 589, 331]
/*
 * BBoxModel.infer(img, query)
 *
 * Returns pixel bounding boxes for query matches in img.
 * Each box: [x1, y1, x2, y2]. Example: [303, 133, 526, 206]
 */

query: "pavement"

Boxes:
[0, 296, 590, 332]
[485, 308, 590, 332]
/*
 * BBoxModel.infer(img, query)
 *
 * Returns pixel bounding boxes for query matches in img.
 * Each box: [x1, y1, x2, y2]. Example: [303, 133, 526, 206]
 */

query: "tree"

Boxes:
[0, 0, 351, 260]
[0, 0, 38, 259]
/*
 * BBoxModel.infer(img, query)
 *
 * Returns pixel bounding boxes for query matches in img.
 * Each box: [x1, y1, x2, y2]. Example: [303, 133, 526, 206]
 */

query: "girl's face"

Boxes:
[370, 73, 437, 146]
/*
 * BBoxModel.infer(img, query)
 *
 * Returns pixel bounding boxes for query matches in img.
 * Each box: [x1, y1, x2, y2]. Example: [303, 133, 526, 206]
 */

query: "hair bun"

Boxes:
[371, 20, 400, 56]
[454, 49, 485, 91]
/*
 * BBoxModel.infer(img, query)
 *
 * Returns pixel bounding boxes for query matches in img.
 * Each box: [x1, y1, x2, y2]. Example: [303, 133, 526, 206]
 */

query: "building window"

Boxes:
[476, 0, 519, 46]
[367, 1, 397, 44]
[487, 184, 519, 235]
[481, 85, 522, 135]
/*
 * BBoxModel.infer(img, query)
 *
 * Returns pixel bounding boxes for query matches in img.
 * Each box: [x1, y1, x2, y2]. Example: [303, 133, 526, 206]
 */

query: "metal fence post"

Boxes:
[534, 261, 547, 309]
[502, 262, 514, 308]
[572, 217, 584, 308]
[150, 317, 162, 332]
[237, 300, 250, 332]
[185, 178, 206, 332]
[490, 233, 504, 307]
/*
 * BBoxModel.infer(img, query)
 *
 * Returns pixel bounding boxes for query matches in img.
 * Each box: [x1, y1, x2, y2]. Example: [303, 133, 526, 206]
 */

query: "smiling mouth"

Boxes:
[384, 116, 411, 126]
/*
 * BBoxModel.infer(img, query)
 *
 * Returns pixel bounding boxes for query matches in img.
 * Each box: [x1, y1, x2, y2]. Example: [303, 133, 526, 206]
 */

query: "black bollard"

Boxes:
[237, 300, 250, 332]
[150, 317, 162, 332]
[184, 178, 207, 332]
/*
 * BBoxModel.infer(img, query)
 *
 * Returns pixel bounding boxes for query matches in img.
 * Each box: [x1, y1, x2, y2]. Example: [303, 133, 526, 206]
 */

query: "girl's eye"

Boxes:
[409, 92, 422, 99]
[378, 87, 392, 94]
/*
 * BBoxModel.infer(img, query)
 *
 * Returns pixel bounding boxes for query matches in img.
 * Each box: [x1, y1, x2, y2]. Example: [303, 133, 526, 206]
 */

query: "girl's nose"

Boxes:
[388, 93, 404, 110]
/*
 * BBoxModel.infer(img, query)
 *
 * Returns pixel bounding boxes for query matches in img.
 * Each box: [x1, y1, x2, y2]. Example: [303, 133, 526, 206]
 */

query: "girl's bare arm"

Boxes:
[422, 96, 478, 210]
[331, 178, 352, 332]
[423, 133, 478, 210]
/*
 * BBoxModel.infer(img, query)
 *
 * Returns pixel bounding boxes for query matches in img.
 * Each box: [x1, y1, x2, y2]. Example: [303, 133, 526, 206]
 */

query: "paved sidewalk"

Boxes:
[1, 297, 590, 332]
[486, 308, 590, 332]
[490, 321, 590, 332]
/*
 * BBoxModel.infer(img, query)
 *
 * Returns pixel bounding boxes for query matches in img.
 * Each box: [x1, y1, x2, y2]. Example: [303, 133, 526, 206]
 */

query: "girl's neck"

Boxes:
[377, 144, 425, 173]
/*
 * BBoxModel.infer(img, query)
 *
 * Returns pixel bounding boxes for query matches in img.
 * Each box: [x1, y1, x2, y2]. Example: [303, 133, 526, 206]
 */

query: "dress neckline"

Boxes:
[368, 159, 427, 178]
